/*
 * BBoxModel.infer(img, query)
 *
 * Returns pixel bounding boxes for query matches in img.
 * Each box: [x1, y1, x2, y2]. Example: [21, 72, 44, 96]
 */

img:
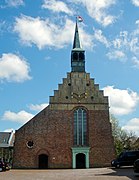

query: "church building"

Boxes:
[13, 21, 115, 169]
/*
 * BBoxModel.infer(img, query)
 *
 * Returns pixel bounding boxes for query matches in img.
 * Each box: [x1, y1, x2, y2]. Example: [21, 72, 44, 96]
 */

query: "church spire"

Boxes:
[71, 19, 85, 72]
[73, 21, 81, 49]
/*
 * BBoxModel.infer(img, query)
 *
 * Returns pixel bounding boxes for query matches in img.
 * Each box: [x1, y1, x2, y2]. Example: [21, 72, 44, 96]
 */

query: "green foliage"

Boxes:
[110, 114, 138, 156]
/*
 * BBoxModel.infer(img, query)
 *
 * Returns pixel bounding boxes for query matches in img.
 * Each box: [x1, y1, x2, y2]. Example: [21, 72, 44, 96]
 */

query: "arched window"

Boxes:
[74, 108, 87, 146]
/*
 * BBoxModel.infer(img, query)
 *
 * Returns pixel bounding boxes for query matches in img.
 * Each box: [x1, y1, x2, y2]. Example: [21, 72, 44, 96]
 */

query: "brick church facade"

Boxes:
[13, 21, 115, 169]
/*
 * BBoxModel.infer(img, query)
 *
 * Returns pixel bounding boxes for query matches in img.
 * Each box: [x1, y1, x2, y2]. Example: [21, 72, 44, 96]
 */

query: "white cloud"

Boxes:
[29, 103, 48, 112]
[106, 50, 126, 61]
[131, 0, 139, 6]
[14, 15, 94, 50]
[129, 37, 139, 54]
[93, 28, 110, 47]
[92, 28, 139, 62]
[111, 32, 130, 55]
[132, 56, 139, 68]
[79, 28, 94, 50]
[92, 24, 139, 64]
[42, 0, 73, 15]
[135, 20, 139, 25]
[0, 53, 31, 82]
[2, 110, 34, 124]
[5, 0, 24, 7]
[104, 28, 139, 62]
[113, 31, 129, 49]
[122, 118, 139, 136]
[103, 86, 139, 116]
[129, 24, 139, 55]
[44, 56, 51, 61]
[42, 0, 117, 26]
[0, 21, 6, 35]
[71, 0, 116, 26]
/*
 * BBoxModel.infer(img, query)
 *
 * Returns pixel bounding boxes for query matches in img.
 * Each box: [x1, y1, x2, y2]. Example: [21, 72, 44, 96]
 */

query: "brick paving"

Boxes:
[0, 167, 139, 180]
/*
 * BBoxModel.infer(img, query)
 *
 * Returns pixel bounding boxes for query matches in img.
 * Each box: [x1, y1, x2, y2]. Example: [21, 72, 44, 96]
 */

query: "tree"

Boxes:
[110, 114, 138, 156]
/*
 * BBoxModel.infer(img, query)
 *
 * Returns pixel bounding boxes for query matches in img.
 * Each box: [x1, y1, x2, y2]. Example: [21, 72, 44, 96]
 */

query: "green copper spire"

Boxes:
[71, 21, 85, 72]
[73, 21, 81, 49]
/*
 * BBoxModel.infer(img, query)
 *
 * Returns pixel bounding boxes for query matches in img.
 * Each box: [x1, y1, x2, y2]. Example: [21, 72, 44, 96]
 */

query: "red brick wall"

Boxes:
[13, 106, 115, 168]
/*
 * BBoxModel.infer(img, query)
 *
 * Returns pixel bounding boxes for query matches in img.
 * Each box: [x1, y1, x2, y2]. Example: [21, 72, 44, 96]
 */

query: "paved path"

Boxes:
[0, 167, 139, 180]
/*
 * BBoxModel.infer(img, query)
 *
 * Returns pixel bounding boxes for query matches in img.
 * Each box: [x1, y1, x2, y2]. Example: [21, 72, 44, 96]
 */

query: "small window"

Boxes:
[26, 141, 34, 148]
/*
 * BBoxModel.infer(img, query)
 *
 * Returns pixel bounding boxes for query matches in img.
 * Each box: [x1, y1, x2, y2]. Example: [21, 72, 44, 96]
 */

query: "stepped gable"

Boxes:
[49, 72, 108, 110]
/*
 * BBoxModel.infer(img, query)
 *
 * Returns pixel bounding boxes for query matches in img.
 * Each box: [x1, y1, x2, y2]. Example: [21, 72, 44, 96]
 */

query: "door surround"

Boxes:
[72, 147, 90, 168]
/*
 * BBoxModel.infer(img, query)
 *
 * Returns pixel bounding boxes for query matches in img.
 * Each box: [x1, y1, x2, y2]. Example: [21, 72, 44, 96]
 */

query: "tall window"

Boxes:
[74, 108, 87, 146]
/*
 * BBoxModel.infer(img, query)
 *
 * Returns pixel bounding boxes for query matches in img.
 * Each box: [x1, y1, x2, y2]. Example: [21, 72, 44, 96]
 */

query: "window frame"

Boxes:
[73, 108, 88, 146]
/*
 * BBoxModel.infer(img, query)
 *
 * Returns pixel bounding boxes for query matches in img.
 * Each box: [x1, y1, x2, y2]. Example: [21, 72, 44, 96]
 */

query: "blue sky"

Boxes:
[0, 0, 139, 136]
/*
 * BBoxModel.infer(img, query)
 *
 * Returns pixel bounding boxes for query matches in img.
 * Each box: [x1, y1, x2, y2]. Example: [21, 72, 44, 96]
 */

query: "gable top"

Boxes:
[49, 72, 109, 111]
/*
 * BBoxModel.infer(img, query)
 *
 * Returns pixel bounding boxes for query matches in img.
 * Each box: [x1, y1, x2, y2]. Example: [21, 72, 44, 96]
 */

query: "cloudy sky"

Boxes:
[0, 0, 139, 136]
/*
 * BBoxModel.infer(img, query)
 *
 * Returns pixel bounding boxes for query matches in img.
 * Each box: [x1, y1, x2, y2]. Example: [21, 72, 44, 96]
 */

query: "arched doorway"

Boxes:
[76, 153, 86, 169]
[38, 154, 48, 169]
